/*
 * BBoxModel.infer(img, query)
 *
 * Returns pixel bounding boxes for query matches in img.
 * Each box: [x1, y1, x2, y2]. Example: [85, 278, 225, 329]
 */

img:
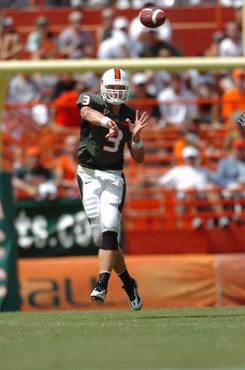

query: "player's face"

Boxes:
[107, 85, 125, 90]
[105, 85, 126, 101]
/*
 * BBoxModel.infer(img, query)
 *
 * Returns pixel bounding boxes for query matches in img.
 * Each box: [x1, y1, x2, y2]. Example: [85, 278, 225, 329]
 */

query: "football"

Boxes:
[139, 7, 166, 29]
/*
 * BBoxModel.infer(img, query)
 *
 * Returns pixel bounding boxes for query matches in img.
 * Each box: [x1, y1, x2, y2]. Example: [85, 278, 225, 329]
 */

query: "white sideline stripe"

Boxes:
[152, 9, 163, 24]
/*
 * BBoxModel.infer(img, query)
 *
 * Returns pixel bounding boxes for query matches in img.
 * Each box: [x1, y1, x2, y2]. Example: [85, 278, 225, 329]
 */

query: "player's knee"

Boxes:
[90, 224, 102, 246]
[101, 231, 118, 250]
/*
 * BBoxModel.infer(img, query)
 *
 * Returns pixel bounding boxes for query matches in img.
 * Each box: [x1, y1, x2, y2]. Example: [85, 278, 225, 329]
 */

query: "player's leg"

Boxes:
[114, 247, 143, 311]
[90, 235, 118, 302]
[90, 182, 122, 302]
[101, 179, 142, 310]
[113, 246, 126, 274]
[77, 167, 109, 302]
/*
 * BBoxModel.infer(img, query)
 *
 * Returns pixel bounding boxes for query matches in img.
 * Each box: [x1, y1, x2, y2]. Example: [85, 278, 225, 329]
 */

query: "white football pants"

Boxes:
[77, 165, 125, 246]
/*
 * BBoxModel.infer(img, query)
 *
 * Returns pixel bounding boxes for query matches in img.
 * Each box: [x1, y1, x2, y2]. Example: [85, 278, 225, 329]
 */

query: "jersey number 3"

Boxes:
[81, 94, 124, 153]
[103, 130, 123, 153]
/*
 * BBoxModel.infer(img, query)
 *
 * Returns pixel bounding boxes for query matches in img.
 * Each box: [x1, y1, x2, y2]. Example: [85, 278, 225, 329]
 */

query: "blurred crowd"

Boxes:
[4, 65, 245, 128]
[11, 121, 245, 229]
[0, 2, 242, 61]
[0, 3, 243, 128]
[0, 0, 243, 8]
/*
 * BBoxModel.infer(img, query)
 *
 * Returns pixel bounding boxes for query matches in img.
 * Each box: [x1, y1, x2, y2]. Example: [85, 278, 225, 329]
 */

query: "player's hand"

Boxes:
[126, 110, 149, 138]
[237, 112, 245, 129]
[105, 120, 118, 139]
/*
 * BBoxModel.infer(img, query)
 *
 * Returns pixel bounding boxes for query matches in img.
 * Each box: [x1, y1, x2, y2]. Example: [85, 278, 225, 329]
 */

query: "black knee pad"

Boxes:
[101, 231, 118, 250]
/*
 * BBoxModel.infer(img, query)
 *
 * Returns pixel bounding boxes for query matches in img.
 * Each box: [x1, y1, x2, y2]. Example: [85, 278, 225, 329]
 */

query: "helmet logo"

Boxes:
[114, 68, 121, 80]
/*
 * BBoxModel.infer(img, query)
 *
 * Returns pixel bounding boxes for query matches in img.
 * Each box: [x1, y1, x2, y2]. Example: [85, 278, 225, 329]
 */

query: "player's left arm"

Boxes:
[127, 110, 149, 164]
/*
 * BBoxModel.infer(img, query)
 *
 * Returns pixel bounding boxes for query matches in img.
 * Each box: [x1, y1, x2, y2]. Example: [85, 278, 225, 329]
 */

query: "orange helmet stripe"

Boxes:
[114, 68, 121, 80]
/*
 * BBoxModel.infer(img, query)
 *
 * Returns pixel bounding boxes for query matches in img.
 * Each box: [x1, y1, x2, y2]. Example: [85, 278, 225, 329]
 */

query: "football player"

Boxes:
[76, 68, 149, 310]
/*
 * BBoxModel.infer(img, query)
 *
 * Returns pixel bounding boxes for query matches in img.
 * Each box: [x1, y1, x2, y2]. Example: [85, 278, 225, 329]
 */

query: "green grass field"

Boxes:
[0, 306, 245, 370]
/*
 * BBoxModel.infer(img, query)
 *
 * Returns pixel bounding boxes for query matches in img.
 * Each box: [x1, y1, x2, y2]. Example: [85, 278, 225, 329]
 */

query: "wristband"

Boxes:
[100, 116, 111, 128]
[132, 139, 143, 149]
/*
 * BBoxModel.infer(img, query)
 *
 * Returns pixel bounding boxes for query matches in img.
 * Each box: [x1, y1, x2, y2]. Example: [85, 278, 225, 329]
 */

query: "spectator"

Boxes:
[203, 30, 225, 57]
[76, 71, 100, 94]
[26, 16, 57, 60]
[224, 114, 245, 151]
[194, 72, 221, 124]
[32, 72, 58, 103]
[96, 7, 115, 45]
[137, 28, 182, 58]
[53, 134, 78, 195]
[116, 0, 187, 8]
[0, 0, 29, 7]
[214, 138, 245, 190]
[97, 16, 138, 59]
[52, 73, 76, 99]
[222, 69, 245, 125]
[58, 11, 94, 58]
[129, 73, 161, 125]
[77, 0, 112, 5]
[70, 0, 83, 8]
[158, 146, 214, 192]
[234, 5, 242, 32]
[218, 21, 243, 57]
[7, 73, 49, 125]
[173, 118, 207, 165]
[144, 68, 171, 97]
[52, 80, 86, 127]
[143, 145, 225, 228]
[8, 73, 41, 104]
[12, 146, 57, 199]
[219, 0, 242, 6]
[157, 73, 197, 128]
[45, 0, 70, 5]
[213, 137, 245, 223]
[0, 16, 22, 60]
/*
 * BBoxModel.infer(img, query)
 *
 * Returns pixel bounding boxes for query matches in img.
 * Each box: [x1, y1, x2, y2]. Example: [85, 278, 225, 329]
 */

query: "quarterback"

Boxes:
[76, 68, 149, 310]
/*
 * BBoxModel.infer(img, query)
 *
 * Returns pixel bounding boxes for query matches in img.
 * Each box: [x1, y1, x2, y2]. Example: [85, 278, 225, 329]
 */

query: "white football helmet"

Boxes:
[101, 68, 131, 105]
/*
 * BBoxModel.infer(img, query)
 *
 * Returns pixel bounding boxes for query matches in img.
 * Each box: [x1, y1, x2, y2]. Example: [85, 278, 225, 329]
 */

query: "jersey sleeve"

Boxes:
[76, 92, 96, 111]
[76, 92, 106, 115]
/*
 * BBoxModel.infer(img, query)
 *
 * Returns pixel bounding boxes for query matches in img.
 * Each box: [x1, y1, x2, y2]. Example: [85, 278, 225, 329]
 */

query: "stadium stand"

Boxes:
[0, 4, 237, 57]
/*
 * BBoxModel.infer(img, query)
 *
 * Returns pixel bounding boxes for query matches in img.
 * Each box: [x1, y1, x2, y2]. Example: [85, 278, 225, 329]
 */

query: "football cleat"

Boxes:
[90, 284, 107, 303]
[122, 279, 143, 311]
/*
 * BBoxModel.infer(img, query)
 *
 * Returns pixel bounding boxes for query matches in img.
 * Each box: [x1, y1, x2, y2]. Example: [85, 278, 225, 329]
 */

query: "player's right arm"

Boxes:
[77, 93, 118, 139]
[80, 106, 118, 139]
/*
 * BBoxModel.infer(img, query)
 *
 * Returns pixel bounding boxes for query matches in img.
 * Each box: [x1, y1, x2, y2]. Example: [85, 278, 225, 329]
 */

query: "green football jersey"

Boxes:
[76, 92, 136, 171]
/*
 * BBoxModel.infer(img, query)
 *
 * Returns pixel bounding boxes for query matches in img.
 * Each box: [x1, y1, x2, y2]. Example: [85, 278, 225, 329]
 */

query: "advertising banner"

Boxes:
[14, 198, 98, 258]
[18, 254, 218, 312]
[0, 171, 20, 311]
[18, 254, 245, 312]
